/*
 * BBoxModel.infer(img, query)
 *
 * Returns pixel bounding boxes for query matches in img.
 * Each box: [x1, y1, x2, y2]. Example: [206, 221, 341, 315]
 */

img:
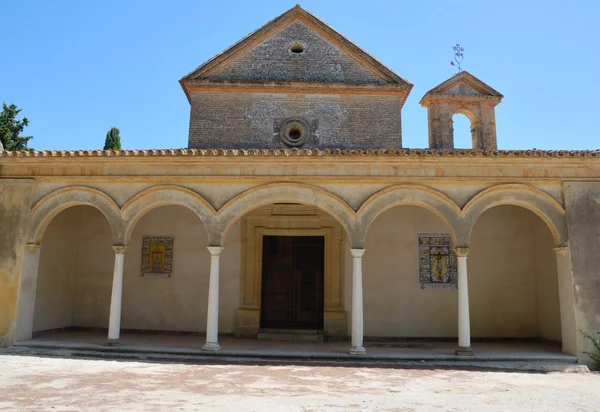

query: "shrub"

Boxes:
[580, 330, 600, 368]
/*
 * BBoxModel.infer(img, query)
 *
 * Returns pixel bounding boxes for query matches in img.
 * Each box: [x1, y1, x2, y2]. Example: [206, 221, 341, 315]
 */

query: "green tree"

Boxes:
[0, 103, 33, 151]
[103, 127, 121, 150]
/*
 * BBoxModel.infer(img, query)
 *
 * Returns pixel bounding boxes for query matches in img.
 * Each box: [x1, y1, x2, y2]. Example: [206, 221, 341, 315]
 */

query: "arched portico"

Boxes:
[216, 185, 356, 344]
[117, 185, 219, 349]
[17, 188, 122, 343]
[217, 183, 360, 246]
[462, 185, 576, 355]
[462, 184, 566, 247]
[357, 184, 463, 246]
[28, 186, 122, 245]
[121, 185, 218, 245]
[17, 203, 116, 342]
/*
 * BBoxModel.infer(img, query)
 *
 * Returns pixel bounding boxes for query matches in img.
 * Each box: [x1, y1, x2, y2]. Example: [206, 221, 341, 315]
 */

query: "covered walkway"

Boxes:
[15, 330, 576, 364]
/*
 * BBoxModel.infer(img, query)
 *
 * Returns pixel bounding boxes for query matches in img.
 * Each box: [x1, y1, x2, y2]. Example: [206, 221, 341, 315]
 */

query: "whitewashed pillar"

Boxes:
[454, 247, 473, 355]
[350, 248, 366, 355]
[15, 243, 42, 342]
[203, 246, 223, 351]
[553, 247, 579, 355]
[107, 245, 127, 345]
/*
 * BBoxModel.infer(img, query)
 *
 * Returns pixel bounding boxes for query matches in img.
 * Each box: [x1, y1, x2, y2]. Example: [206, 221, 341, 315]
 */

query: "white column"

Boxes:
[454, 247, 473, 355]
[15, 244, 42, 342]
[107, 245, 126, 345]
[553, 247, 579, 355]
[203, 246, 223, 351]
[350, 248, 366, 355]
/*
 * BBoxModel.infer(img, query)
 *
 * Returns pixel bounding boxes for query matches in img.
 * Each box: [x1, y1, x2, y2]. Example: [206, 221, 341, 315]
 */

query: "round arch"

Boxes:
[462, 184, 566, 247]
[121, 185, 218, 245]
[455, 107, 478, 124]
[357, 185, 464, 246]
[29, 186, 122, 245]
[216, 183, 359, 246]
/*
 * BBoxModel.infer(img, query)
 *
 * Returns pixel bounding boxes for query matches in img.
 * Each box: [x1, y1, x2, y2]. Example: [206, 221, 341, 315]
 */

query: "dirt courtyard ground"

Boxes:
[0, 354, 598, 412]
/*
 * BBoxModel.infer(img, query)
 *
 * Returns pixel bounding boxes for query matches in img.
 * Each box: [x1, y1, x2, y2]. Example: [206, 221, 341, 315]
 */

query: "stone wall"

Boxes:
[188, 92, 402, 149]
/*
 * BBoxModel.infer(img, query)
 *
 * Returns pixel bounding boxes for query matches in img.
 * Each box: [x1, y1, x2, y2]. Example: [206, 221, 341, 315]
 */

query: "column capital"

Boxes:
[207, 246, 224, 256]
[26, 243, 41, 252]
[350, 248, 365, 258]
[112, 245, 127, 254]
[553, 246, 570, 256]
[453, 247, 470, 257]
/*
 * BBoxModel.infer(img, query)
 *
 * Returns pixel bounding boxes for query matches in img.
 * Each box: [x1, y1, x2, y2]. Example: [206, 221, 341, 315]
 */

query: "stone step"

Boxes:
[5, 345, 588, 373]
[257, 329, 324, 342]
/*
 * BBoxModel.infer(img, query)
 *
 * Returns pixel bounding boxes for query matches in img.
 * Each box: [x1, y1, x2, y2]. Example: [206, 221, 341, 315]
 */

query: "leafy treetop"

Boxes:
[0, 103, 33, 151]
[103, 127, 122, 150]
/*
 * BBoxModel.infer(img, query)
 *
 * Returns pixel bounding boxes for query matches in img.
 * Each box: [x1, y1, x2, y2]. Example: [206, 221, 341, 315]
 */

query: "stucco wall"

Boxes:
[188, 92, 402, 149]
[71, 207, 113, 328]
[469, 206, 560, 339]
[565, 182, 600, 360]
[120, 205, 241, 333]
[33, 207, 83, 332]
[0, 179, 34, 346]
[532, 215, 562, 341]
[121, 206, 209, 332]
[362, 206, 457, 337]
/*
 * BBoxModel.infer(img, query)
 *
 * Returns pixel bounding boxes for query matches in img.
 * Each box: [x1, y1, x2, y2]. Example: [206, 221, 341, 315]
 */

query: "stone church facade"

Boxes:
[1, 6, 599, 362]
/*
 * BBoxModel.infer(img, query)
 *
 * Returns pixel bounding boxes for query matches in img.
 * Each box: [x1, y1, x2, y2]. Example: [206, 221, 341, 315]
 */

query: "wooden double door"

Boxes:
[260, 235, 325, 330]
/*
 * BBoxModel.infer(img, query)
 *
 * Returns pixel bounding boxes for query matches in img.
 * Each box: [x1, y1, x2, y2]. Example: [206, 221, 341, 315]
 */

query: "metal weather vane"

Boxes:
[450, 44, 464, 73]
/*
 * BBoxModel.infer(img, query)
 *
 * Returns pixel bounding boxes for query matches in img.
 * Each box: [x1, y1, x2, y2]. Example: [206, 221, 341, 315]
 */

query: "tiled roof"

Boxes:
[1, 148, 599, 158]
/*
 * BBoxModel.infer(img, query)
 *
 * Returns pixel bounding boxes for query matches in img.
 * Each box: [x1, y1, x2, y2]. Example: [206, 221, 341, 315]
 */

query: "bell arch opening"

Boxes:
[452, 113, 475, 149]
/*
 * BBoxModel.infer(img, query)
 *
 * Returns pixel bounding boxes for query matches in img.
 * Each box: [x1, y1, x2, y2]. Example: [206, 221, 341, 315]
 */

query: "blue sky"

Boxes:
[1, 0, 598, 150]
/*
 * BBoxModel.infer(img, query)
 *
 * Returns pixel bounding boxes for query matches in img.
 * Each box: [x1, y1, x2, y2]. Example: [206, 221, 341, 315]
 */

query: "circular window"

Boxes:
[280, 118, 310, 147]
[290, 43, 305, 54]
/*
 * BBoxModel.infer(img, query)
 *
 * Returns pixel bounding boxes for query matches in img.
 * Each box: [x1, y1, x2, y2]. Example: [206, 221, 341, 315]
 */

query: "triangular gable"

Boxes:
[180, 5, 411, 86]
[423, 71, 503, 98]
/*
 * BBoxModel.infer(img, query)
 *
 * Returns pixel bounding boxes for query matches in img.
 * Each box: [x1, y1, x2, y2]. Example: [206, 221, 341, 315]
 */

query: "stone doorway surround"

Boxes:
[235, 204, 347, 338]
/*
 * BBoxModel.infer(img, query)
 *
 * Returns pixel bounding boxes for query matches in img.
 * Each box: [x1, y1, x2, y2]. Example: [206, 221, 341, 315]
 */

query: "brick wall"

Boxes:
[188, 91, 402, 149]
[206, 21, 387, 84]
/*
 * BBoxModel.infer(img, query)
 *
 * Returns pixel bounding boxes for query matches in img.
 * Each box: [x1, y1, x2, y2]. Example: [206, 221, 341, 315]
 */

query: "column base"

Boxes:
[105, 339, 122, 346]
[202, 342, 221, 351]
[455, 346, 474, 356]
[349, 346, 366, 355]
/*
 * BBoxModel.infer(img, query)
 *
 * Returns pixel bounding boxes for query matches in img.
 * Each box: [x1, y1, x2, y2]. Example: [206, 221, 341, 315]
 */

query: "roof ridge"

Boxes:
[2, 148, 598, 159]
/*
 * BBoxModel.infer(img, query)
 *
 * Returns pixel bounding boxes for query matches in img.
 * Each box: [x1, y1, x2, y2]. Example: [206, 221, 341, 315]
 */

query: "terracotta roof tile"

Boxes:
[1, 148, 598, 158]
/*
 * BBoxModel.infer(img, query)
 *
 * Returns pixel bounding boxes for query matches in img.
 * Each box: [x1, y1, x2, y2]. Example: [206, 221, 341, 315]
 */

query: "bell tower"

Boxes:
[419, 71, 503, 150]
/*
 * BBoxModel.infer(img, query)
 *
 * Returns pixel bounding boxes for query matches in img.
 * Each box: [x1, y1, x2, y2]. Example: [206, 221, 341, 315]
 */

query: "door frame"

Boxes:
[235, 205, 347, 337]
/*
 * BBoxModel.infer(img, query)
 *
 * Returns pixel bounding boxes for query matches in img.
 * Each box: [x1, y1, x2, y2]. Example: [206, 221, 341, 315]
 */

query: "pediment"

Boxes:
[180, 6, 410, 87]
[419, 71, 503, 107]
[422, 71, 503, 99]
[442, 82, 483, 96]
